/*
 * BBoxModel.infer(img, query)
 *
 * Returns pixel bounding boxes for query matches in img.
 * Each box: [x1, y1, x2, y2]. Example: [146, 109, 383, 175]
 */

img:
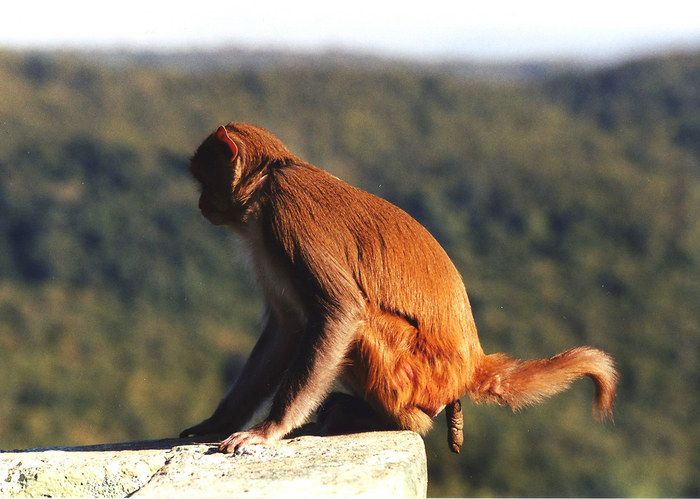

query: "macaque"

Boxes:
[180, 122, 618, 454]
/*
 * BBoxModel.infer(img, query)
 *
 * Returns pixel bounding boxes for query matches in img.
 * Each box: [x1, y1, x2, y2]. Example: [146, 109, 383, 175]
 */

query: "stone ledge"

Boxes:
[0, 431, 427, 498]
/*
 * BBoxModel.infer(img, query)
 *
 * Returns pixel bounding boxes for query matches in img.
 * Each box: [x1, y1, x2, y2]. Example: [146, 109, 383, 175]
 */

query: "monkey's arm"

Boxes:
[219, 283, 363, 452]
[180, 312, 294, 438]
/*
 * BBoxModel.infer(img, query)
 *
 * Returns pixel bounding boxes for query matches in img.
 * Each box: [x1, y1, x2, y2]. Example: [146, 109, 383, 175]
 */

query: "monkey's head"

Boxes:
[189, 122, 296, 226]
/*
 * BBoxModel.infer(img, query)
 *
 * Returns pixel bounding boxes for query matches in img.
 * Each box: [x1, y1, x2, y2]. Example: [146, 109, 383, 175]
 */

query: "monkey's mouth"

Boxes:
[202, 210, 227, 225]
[199, 195, 228, 225]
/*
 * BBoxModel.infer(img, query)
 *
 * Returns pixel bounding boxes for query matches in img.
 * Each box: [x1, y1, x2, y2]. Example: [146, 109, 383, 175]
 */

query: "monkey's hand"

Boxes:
[179, 417, 223, 438]
[180, 404, 240, 438]
[218, 421, 283, 454]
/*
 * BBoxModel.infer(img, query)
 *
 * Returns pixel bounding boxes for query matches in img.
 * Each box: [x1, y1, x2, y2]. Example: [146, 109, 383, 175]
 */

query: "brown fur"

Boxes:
[181, 122, 618, 453]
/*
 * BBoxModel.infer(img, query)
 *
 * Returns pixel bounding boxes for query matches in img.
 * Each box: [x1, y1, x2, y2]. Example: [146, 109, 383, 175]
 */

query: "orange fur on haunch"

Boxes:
[182, 122, 619, 455]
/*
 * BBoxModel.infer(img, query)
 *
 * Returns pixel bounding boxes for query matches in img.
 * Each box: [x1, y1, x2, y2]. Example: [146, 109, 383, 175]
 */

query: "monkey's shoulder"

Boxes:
[263, 162, 444, 255]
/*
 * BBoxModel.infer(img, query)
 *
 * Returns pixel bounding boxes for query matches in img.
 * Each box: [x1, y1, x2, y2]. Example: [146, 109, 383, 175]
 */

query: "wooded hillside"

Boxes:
[0, 49, 697, 496]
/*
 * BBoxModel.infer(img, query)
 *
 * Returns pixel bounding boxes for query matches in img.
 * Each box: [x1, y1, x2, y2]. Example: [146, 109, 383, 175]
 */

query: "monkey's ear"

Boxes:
[215, 126, 238, 162]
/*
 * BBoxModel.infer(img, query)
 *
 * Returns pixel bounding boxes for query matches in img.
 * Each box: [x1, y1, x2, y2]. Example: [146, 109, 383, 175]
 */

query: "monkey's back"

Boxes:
[265, 162, 483, 427]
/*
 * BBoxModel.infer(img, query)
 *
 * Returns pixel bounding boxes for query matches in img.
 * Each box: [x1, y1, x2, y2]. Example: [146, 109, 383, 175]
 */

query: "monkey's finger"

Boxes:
[219, 430, 271, 454]
[180, 422, 211, 438]
[219, 432, 245, 453]
[180, 417, 222, 438]
[179, 426, 200, 438]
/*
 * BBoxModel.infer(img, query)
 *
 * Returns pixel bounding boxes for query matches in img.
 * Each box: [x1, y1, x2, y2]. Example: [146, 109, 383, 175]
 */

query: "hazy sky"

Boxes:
[1, 0, 698, 60]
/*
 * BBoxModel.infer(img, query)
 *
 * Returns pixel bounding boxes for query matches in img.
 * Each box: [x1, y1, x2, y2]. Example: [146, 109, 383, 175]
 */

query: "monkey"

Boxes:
[180, 122, 618, 454]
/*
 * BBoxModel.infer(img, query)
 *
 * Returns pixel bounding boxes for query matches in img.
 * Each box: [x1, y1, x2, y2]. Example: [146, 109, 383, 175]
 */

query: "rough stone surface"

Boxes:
[0, 431, 427, 498]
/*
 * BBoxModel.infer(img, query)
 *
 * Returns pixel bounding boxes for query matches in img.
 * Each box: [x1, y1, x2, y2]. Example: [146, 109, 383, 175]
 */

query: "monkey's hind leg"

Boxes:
[317, 392, 397, 435]
[284, 392, 395, 438]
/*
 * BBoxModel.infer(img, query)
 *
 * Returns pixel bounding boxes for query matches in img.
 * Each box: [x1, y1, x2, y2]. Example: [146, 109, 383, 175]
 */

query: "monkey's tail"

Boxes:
[467, 346, 618, 420]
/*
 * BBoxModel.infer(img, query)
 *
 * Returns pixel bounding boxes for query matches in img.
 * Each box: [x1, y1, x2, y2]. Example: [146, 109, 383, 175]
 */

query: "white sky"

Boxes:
[1, 0, 698, 60]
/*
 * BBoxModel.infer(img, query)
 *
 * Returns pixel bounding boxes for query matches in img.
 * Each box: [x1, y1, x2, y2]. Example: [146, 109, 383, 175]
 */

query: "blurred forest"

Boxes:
[0, 48, 698, 497]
